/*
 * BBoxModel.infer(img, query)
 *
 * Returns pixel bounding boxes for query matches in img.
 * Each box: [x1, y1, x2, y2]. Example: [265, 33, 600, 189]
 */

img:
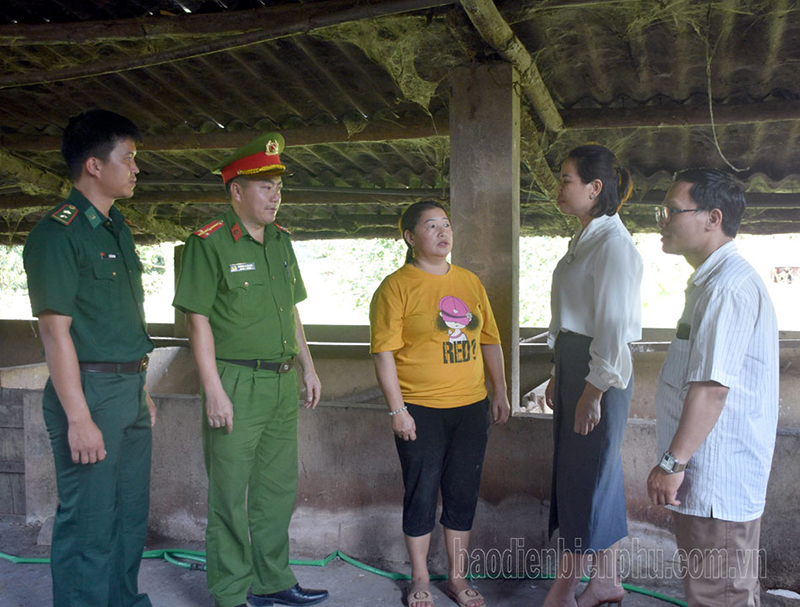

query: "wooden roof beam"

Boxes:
[459, 0, 564, 132]
[0, 0, 460, 45]
[0, 150, 71, 197]
[115, 204, 191, 241]
[633, 191, 800, 208]
[0, 115, 449, 152]
[3, 100, 798, 153]
[520, 112, 559, 194]
[0, 1, 459, 89]
[561, 100, 800, 130]
[0, 188, 446, 209]
[4, 189, 797, 212]
[0, 152, 189, 240]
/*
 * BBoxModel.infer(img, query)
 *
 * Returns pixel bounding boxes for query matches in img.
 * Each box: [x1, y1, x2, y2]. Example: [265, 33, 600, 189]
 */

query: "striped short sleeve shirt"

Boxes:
[655, 241, 779, 522]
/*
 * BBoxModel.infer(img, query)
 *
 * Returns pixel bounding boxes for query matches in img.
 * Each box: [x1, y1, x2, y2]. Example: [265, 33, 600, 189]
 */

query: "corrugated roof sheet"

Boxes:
[0, 0, 798, 242]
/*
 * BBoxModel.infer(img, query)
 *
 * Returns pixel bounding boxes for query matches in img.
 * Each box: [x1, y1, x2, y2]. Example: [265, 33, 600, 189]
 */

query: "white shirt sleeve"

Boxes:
[585, 234, 643, 391]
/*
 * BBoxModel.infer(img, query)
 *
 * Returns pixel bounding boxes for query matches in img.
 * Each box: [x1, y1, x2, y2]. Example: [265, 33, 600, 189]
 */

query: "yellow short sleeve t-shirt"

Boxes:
[369, 263, 501, 408]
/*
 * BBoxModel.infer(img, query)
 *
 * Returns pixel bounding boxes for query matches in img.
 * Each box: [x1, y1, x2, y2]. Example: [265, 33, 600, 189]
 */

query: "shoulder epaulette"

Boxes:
[275, 223, 292, 235]
[194, 219, 225, 239]
[50, 203, 79, 226]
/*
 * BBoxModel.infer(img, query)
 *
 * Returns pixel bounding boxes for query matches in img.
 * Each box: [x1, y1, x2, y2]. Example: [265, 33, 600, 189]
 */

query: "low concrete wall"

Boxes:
[0, 388, 26, 514]
[6, 341, 800, 590]
[0, 320, 43, 368]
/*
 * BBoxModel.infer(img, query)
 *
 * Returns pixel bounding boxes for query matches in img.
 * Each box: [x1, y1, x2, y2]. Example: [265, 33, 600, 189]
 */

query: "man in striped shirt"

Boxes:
[647, 169, 779, 607]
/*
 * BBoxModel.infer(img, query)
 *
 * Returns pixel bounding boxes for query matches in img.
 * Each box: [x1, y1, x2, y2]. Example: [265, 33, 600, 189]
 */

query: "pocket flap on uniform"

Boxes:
[92, 259, 121, 280]
[224, 270, 265, 290]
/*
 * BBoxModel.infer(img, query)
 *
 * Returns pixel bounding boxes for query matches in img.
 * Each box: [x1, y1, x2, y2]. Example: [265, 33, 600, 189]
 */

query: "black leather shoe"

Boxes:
[247, 584, 329, 607]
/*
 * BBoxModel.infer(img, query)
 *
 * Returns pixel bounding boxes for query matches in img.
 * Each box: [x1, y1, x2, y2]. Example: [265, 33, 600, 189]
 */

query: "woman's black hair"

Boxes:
[398, 201, 448, 265]
[565, 144, 633, 217]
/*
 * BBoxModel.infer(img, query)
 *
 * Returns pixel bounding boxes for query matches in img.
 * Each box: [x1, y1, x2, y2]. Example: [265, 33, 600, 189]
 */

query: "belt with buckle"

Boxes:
[219, 358, 294, 373]
[79, 355, 149, 374]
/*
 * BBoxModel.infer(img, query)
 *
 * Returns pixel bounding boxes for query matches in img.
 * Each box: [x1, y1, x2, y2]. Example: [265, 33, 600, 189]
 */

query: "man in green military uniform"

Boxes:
[23, 109, 155, 607]
[173, 133, 328, 607]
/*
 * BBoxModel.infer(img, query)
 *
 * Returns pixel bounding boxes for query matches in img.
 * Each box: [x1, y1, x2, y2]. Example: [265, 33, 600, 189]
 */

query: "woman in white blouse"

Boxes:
[543, 145, 642, 607]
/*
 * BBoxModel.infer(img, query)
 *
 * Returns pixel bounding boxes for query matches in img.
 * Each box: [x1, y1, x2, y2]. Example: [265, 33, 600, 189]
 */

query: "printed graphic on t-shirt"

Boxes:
[437, 295, 480, 364]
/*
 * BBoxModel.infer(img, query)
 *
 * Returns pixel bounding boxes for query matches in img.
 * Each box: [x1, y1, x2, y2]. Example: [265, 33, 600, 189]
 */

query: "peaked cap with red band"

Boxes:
[212, 132, 286, 185]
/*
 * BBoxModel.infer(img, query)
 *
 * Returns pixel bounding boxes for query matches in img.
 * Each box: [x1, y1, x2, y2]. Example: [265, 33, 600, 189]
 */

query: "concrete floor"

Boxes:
[1, 516, 796, 607]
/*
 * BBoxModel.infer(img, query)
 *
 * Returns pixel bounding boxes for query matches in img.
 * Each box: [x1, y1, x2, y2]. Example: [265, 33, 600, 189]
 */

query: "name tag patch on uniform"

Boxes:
[230, 262, 256, 273]
[100, 252, 118, 260]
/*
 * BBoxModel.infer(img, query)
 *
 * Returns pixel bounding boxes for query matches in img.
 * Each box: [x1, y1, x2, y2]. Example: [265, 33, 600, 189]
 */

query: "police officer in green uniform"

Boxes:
[173, 133, 328, 607]
[23, 109, 155, 607]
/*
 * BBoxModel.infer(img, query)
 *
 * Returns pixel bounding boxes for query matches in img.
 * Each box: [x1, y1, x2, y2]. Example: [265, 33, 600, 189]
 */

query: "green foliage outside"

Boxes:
[0, 246, 31, 318]
[138, 243, 176, 323]
[292, 233, 800, 331]
[0, 246, 26, 293]
[1, 234, 799, 330]
[0, 243, 177, 322]
[519, 237, 569, 327]
[294, 238, 407, 325]
[138, 244, 168, 294]
[294, 237, 571, 328]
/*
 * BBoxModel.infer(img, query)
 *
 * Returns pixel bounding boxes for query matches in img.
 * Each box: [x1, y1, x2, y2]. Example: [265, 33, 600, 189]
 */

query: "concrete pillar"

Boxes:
[449, 62, 520, 406]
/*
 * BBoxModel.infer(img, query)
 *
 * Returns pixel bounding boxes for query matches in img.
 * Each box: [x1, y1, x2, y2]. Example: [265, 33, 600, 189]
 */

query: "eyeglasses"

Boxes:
[654, 206, 703, 223]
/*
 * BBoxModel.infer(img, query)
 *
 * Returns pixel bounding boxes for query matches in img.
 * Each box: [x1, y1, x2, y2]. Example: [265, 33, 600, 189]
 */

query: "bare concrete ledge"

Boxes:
[0, 363, 49, 390]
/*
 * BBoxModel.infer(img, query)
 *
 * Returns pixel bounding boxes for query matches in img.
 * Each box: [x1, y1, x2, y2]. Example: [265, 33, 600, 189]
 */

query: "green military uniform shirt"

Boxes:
[173, 207, 307, 360]
[23, 188, 153, 362]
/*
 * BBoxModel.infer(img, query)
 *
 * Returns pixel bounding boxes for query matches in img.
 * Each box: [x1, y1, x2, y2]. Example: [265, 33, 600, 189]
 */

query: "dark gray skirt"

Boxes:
[549, 331, 631, 552]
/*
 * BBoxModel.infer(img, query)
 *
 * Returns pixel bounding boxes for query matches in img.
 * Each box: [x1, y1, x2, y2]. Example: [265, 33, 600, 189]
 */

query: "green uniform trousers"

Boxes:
[204, 361, 300, 607]
[43, 371, 152, 607]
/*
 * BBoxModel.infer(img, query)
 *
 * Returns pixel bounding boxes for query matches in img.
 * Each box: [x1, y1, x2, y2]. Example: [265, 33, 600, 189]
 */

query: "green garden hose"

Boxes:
[1, 547, 687, 606]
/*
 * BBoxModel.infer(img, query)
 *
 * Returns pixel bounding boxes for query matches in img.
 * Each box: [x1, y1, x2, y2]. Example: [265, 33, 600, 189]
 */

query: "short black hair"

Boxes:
[225, 173, 282, 199]
[61, 109, 142, 180]
[673, 168, 746, 237]
[565, 144, 633, 217]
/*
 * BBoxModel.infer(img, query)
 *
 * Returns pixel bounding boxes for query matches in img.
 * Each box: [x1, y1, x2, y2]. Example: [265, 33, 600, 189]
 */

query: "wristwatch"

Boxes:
[659, 451, 686, 474]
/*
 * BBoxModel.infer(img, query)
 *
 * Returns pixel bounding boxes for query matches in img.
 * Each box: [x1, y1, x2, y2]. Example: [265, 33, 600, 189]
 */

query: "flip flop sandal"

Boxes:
[445, 587, 486, 607]
[408, 588, 435, 607]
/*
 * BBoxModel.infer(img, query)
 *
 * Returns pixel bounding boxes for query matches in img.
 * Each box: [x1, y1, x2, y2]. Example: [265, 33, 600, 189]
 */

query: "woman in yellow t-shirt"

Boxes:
[370, 201, 510, 607]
